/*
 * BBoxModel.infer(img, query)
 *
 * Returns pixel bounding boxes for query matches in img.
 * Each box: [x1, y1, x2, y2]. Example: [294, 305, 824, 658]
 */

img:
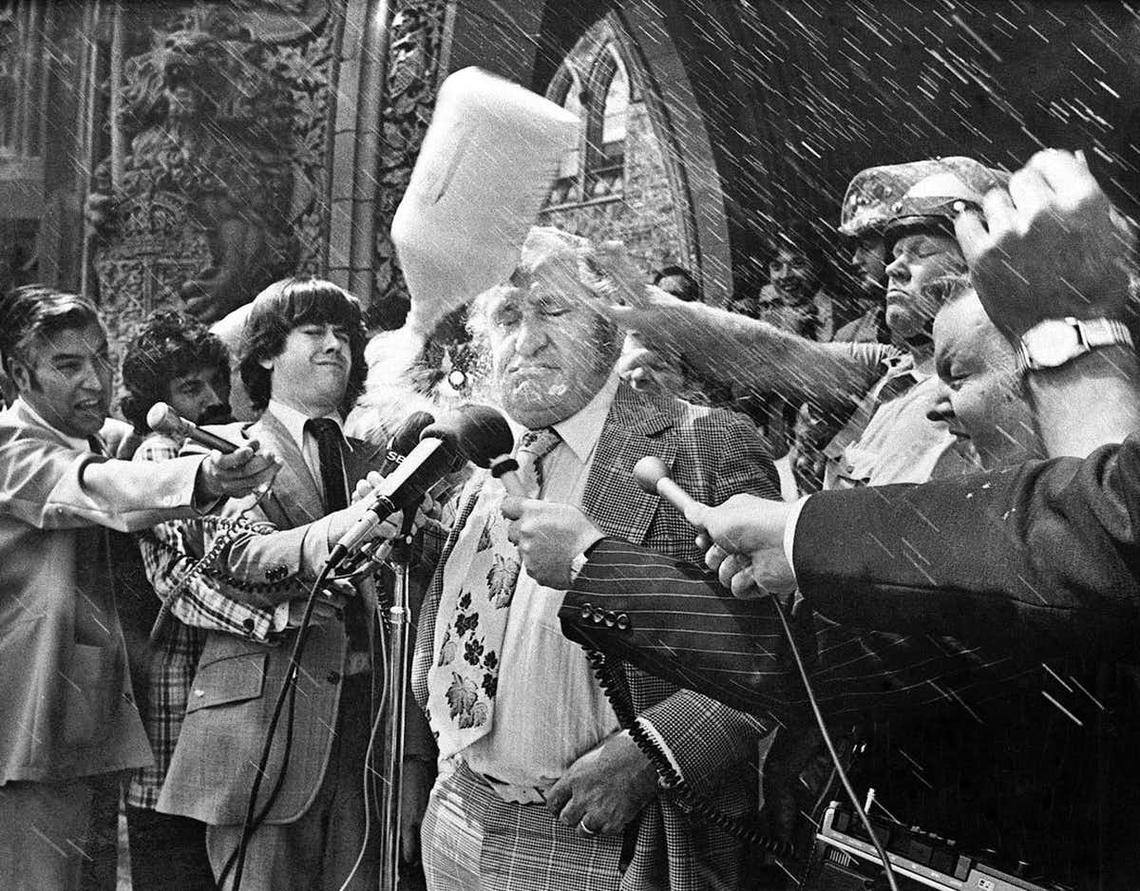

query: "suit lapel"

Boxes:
[251, 411, 324, 528]
[582, 383, 677, 546]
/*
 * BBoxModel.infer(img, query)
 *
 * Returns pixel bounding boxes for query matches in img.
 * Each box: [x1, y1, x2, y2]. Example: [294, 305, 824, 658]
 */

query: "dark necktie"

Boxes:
[305, 418, 370, 671]
[305, 418, 348, 512]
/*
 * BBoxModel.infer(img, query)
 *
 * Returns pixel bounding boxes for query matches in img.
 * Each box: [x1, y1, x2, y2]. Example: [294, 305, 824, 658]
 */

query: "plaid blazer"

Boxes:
[412, 382, 780, 891]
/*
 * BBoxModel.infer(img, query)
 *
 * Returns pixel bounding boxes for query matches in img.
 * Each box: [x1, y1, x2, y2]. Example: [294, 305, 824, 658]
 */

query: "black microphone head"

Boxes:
[147, 402, 189, 438]
[381, 410, 436, 475]
[422, 403, 515, 469]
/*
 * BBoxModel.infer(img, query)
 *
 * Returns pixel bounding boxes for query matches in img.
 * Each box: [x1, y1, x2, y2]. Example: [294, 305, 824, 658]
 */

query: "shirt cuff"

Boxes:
[271, 601, 291, 634]
[782, 495, 810, 584]
[568, 551, 590, 583]
[633, 719, 684, 785]
[187, 456, 224, 514]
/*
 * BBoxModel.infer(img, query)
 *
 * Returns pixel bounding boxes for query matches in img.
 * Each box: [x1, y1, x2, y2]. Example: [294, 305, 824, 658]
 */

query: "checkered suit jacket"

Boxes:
[412, 382, 780, 891]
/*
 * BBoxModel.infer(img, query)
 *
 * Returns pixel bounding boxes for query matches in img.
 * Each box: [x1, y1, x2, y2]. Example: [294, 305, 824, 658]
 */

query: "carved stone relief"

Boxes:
[88, 0, 339, 340]
[371, 0, 451, 327]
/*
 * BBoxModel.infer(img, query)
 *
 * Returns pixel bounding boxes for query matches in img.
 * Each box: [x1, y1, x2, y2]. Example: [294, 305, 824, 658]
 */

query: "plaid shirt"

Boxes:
[127, 433, 277, 809]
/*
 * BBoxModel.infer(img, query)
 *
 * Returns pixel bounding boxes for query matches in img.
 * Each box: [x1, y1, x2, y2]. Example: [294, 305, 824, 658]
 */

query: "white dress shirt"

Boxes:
[462, 375, 623, 787]
[267, 399, 347, 502]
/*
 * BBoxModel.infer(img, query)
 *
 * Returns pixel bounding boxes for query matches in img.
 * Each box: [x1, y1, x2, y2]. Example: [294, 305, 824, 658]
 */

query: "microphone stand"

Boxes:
[379, 517, 415, 891]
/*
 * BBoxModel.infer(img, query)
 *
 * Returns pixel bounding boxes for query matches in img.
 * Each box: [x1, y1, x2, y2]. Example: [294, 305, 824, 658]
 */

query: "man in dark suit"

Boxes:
[410, 227, 777, 891]
[157, 278, 432, 890]
[0, 286, 277, 891]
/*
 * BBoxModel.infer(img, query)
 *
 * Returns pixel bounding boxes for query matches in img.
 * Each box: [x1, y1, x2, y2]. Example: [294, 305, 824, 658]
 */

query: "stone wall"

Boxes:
[539, 99, 686, 276]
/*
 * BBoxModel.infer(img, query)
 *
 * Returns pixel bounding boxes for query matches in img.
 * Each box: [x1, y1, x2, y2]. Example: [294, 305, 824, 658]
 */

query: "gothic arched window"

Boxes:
[543, 35, 630, 209]
[547, 62, 583, 206]
[584, 46, 628, 200]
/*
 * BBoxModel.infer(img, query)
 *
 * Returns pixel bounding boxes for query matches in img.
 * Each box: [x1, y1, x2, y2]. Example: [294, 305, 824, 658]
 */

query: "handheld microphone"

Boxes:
[452, 404, 523, 495]
[147, 401, 240, 454]
[632, 455, 710, 527]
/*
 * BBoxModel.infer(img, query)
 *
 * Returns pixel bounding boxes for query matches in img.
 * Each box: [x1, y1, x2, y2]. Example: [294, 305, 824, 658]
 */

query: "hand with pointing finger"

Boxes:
[954, 149, 1133, 338]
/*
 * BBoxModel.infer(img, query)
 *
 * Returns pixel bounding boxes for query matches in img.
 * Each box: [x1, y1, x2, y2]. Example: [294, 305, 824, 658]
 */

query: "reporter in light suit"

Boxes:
[157, 278, 433, 891]
[0, 287, 277, 891]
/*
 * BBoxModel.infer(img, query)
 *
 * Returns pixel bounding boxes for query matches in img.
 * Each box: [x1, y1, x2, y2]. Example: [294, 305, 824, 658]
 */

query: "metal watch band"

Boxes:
[1018, 317, 1133, 372]
[1078, 317, 1133, 350]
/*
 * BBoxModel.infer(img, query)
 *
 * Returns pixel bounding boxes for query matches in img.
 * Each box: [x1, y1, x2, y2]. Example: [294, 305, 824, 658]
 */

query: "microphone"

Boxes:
[632, 455, 710, 527]
[329, 405, 511, 560]
[380, 411, 437, 562]
[451, 404, 523, 494]
[380, 411, 436, 476]
[147, 401, 240, 454]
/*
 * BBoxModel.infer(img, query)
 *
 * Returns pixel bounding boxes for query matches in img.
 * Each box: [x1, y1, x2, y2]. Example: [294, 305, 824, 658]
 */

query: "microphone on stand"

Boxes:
[328, 405, 514, 562]
[147, 401, 241, 454]
[380, 411, 436, 475]
[344, 411, 438, 569]
[386, 410, 438, 535]
[632, 455, 711, 527]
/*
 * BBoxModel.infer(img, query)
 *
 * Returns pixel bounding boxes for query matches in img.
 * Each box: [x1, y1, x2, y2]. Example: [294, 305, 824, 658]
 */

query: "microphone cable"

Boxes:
[336, 579, 389, 891]
[220, 555, 339, 891]
[765, 589, 899, 891]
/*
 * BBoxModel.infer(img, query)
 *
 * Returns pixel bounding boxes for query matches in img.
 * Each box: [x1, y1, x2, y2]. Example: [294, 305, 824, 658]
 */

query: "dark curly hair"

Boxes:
[120, 310, 231, 433]
[239, 277, 368, 415]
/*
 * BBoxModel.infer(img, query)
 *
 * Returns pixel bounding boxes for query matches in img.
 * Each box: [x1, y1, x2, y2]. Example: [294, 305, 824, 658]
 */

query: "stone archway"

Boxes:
[527, 2, 735, 305]
[608, 3, 733, 305]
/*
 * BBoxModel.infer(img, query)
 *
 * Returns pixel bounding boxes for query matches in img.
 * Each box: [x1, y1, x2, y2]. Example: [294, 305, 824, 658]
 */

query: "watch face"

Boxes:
[1024, 320, 1082, 367]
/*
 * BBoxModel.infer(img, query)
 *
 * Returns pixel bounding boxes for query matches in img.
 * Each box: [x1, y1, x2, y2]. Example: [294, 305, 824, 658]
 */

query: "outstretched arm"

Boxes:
[606, 289, 894, 424]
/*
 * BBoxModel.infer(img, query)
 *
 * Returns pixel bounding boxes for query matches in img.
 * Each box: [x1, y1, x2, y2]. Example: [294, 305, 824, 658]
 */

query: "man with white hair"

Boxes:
[410, 227, 778, 890]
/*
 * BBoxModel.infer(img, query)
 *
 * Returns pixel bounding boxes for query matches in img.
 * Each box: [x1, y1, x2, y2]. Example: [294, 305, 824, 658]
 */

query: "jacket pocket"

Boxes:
[186, 649, 268, 713]
[58, 643, 121, 747]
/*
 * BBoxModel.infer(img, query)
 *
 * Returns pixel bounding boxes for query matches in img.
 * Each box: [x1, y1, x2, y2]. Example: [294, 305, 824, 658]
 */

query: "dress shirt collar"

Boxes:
[550, 371, 619, 466]
[268, 398, 344, 452]
[13, 396, 91, 451]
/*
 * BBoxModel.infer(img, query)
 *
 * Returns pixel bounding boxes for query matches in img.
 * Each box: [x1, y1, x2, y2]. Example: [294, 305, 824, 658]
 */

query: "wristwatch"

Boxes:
[1017, 317, 1133, 371]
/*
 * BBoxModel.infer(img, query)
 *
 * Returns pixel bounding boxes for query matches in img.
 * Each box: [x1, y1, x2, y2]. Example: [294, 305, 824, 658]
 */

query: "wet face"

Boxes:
[259, 322, 352, 416]
[850, 236, 887, 298]
[768, 247, 820, 303]
[884, 232, 965, 340]
[10, 322, 113, 438]
[485, 258, 620, 428]
[929, 291, 1040, 471]
[167, 365, 231, 426]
